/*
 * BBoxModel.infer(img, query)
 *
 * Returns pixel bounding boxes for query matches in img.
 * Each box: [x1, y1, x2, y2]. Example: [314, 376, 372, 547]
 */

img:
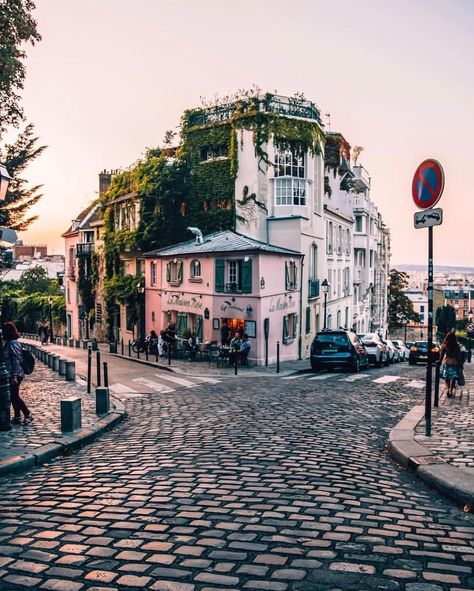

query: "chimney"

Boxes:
[99, 170, 113, 199]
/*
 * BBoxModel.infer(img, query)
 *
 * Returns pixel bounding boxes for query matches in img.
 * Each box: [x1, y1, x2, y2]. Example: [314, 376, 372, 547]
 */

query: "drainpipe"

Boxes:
[298, 255, 305, 361]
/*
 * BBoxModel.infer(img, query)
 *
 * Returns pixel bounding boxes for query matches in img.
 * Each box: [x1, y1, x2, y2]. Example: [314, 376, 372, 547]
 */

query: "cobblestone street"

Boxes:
[0, 363, 473, 590]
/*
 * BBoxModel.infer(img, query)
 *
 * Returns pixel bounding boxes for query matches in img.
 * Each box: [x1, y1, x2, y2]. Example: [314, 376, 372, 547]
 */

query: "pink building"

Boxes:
[144, 230, 303, 364]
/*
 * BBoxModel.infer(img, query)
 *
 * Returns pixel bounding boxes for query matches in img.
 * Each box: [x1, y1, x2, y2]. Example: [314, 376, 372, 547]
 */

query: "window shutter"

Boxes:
[285, 262, 289, 290]
[293, 264, 297, 289]
[166, 262, 171, 282]
[283, 316, 288, 342]
[305, 307, 311, 334]
[292, 314, 298, 339]
[197, 315, 203, 340]
[215, 259, 225, 292]
[242, 259, 252, 293]
[177, 261, 183, 282]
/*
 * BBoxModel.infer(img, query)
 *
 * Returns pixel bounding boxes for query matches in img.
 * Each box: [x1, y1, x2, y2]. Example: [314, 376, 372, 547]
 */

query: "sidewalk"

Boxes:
[0, 357, 125, 478]
[389, 362, 474, 508]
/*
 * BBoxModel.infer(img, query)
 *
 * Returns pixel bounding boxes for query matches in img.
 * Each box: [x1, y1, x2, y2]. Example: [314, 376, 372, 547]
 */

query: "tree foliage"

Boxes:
[0, 124, 46, 229]
[0, 0, 41, 137]
[18, 265, 60, 294]
[388, 269, 420, 328]
[435, 305, 456, 335]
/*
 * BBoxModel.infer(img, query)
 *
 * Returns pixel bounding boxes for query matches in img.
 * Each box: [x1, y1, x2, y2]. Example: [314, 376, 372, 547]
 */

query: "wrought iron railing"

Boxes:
[76, 242, 95, 256]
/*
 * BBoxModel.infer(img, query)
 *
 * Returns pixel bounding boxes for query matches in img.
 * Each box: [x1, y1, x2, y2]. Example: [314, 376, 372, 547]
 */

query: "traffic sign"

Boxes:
[466, 323, 474, 334]
[414, 207, 443, 229]
[412, 159, 445, 209]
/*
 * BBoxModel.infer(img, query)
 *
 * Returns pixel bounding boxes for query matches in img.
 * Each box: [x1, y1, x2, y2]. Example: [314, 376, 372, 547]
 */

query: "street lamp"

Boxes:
[0, 164, 12, 431]
[48, 296, 53, 343]
[321, 279, 329, 330]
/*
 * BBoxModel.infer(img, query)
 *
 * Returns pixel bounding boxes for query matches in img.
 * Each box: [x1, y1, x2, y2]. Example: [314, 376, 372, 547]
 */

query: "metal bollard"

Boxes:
[168, 345, 171, 366]
[47, 353, 54, 369]
[234, 354, 238, 376]
[276, 341, 280, 373]
[128, 341, 131, 357]
[96, 350, 101, 388]
[145, 348, 149, 362]
[0, 366, 11, 432]
[121, 339, 124, 356]
[137, 346, 140, 360]
[103, 362, 108, 387]
[53, 356, 60, 372]
[87, 347, 92, 393]
[95, 387, 110, 415]
[61, 397, 81, 432]
[434, 361, 441, 407]
[59, 359, 66, 376]
[65, 361, 76, 381]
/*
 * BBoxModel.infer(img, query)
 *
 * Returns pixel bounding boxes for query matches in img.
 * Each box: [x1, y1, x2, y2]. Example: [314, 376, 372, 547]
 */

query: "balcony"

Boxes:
[308, 279, 320, 299]
[352, 165, 371, 192]
[187, 93, 322, 127]
[225, 282, 242, 294]
[76, 242, 95, 256]
[353, 194, 377, 216]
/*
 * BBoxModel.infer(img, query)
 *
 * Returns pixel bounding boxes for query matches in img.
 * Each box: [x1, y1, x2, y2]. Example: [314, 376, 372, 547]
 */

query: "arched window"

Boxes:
[190, 259, 201, 278]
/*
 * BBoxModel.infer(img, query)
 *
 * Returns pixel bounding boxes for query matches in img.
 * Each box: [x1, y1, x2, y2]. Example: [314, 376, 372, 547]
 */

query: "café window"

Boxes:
[283, 313, 298, 343]
[166, 260, 183, 284]
[190, 259, 201, 278]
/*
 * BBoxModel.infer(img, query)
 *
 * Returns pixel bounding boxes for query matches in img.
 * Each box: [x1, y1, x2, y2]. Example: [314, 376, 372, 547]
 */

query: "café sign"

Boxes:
[166, 293, 203, 310]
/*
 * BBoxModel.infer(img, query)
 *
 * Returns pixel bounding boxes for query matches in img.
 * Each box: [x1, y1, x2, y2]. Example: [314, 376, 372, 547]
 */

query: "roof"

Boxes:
[62, 203, 101, 236]
[103, 191, 139, 207]
[144, 230, 302, 258]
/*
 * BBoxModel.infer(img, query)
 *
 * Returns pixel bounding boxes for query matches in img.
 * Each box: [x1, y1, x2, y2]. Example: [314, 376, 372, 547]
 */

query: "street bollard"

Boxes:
[82, 340, 89, 350]
[59, 358, 66, 376]
[121, 339, 124, 356]
[95, 387, 110, 415]
[145, 348, 149, 362]
[103, 362, 109, 387]
[75, 339, 81, 349]
[155, 348, 158, 363]
[65, 361, 76, 382]
[61, 397, 81, 432]
[96, 350, 101, 388]
[47, 353, 54, 369]
[0, 365, 11, 432]
[137, 346, 140, 360]
[276, 341, 280, 373]
[234, 354, 238, 376]
[87, 347, 92, 393]
[128, 341, 131, 357]
[53, 356, 60, 372]
[68, 338, 73, 347]
[434, 361, 440, 407]
[468, 348, 472, 363]
[168, 345, 171, 366]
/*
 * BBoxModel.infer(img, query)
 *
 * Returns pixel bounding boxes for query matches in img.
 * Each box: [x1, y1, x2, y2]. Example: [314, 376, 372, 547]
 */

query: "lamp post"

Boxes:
[137, 282, 145, 339]
[48, 296, 54, 343]
[0, 164, 12, 431]
[321, 279, 329, 330]
[467, 309, 473, 363]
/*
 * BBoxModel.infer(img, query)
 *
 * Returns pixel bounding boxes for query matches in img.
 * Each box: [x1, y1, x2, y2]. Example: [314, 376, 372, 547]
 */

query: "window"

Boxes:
[285, 260, 298, 290]
[176, 312, 188, 336]
[190, 259, 201, 278]
[166, 260, 183, 284]
[310, 244, 318, 280]
[337, 226, 342, 255]
[305, 307, 311, 335]
[201, 145, 227, 161]
[420, 305, 425, 313]
[355, 215, 363, 232]
[150, 261, 157, 286]
[274, 144, 307, 206]
[346, 229, 351, 254]
[327, 222, 333, 254]
[283, 313, 298, 343]
[215, 259, 252, 294]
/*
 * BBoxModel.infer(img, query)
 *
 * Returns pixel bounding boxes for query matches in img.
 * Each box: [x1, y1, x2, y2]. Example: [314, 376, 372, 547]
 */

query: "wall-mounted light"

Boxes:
[246, 305, 253, 313]
[260, 277, 265, 289]
[204, 308, 210, 319]
[151, 311, 155, 322]
[244, 255, 250, 262]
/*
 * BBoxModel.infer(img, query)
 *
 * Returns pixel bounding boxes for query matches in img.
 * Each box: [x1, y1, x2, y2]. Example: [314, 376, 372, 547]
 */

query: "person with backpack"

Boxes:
[3, 321, 33, 425]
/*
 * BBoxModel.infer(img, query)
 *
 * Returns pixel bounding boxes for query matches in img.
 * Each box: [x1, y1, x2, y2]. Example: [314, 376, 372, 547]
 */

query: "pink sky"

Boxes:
[17, 0, 474, 266]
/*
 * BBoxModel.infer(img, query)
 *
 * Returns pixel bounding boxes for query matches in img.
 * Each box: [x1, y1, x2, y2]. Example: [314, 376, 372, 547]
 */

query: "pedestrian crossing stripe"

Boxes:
[154, 374, 199, 388]
[307, 374, 336, 381]
[339, 374, 370, 382]
[188, 376, 221, 385]
[405, 380, 425, 389]
[372, 375, 401, 384]
[133, 378, 174, 393]
[109, 383, 140, 394]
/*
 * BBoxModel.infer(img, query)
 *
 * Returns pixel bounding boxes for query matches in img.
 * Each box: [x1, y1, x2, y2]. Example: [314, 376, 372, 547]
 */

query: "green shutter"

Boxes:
[196, 315, 203, 340]
[292, 314, 298, 339]
[177, 261, 183, 282]
[166, 262, 171, 282]
[215, 259, 225, 292]
[241, 259, 252, 293]
[285, 261, 289, 290]
[283, 315, 288, 342]
[177, 312, 187, 335]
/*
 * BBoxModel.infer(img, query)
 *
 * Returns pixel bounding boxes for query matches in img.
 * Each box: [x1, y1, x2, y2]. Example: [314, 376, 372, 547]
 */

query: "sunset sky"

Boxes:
[16, 0, 474, 266]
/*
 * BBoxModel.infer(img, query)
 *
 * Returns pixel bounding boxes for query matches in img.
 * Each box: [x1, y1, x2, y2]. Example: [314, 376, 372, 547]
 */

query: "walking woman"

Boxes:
[439, 331, 464, 398]
[3, 321, 33, 425]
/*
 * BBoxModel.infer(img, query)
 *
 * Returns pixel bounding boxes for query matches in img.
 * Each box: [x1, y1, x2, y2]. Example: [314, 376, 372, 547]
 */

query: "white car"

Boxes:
[358, 333, 388, 367]
[392, 339, 409, 361]
[384, 339, 400, 363]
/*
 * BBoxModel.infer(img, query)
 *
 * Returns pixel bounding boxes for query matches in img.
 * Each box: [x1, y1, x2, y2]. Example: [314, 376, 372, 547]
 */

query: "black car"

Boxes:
[310, 330, 370, 372]
[408, 341, 440, 365]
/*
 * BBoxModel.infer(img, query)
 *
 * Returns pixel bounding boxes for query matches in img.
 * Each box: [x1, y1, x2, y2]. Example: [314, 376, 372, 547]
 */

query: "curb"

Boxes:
[0, 395, 126, 478]
[388, 404, 474, 507]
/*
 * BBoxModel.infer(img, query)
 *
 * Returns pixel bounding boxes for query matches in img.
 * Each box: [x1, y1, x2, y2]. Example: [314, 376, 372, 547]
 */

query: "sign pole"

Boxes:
[425, 226, 434, 437]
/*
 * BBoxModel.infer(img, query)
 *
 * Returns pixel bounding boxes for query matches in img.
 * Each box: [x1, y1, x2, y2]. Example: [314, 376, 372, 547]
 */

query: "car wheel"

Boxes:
[310, 360, 319, 371]
[352, 357, 360, 373]
[409, 360, 416, 365]
[375, 357, 382, 368]
[385, 356, 390, 366]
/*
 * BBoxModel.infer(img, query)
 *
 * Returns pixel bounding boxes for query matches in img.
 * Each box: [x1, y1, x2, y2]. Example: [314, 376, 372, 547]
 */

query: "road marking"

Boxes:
[372, 376, 400, 384]
[339, 374, 370, 382]
[109, 383, 141, 394]
[282, 375, 305, 380]
[188, 376, 221, 385]
[405, 380, 425, 389]
[133, 378, 174, 393]
[155, 374, 199, 388]
[306, 374, 336, 381]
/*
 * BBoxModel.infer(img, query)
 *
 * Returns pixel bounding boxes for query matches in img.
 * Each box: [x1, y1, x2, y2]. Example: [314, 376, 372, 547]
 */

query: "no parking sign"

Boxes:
[412, 159, 444, 210]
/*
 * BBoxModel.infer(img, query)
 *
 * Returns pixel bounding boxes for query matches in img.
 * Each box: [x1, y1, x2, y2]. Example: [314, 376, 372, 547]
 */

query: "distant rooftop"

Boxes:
[187, 93, 323, 128]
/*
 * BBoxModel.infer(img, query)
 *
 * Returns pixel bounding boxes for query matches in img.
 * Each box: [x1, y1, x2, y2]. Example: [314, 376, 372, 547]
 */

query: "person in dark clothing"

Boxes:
[163, 323, 177, 355]
[221, 321, 230, 346]
[3, 321, 33, 425]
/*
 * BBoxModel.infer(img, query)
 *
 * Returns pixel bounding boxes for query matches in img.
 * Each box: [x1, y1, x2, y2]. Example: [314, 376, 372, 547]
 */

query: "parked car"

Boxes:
[408, 341, 440, 364]
[385, 339, 400, 363]
[358, 333, 388, 367]
[310, 330, 369, 372]
[392, 339, 409, 361]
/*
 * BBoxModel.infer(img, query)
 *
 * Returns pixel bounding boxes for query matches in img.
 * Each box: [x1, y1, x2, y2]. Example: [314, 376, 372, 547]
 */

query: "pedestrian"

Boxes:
[3, 321, 33, 425]
[187, 333, 200, 361]
[229, 331, 242, 365]
[240, 333, 251, 364]
[163, 323, 177, 355]
[221, 321, 230, 346]
[439, 331, 464, 398]
[147, 330, 159, 355]
[158, 330, 166, 356]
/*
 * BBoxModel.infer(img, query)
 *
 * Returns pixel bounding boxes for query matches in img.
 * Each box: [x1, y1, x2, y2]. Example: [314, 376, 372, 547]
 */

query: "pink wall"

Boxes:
[64, 232, 80, 338]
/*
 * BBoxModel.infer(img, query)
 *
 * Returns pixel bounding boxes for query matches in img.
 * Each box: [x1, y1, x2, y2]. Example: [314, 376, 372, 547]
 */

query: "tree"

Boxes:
[19, 265, 57, 294]
[388, 269, 420, 328]
[435, 305, 456, 335]
[0, 124, 46, 229]
[0, 0, 41, 138]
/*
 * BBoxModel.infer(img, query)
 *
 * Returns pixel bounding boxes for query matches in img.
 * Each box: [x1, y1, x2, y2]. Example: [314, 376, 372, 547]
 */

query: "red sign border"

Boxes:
[412, 159, 445, 210]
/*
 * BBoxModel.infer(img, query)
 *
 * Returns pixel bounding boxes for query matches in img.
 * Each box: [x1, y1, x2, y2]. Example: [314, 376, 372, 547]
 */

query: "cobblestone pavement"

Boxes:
[0, 365, 95, 459]
[0, 363, 473, 590]
[416, 365, 474, 472]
